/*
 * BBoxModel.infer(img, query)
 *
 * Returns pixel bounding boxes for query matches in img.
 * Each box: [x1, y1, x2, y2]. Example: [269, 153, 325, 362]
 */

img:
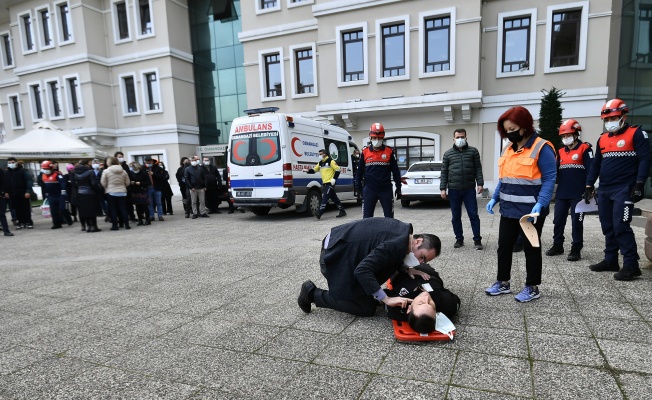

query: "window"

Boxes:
[37, 6, 53, 48]
[64, 75, 83, 117]
[142, 70, 161, 112]
[230, 131, 281, 166]
[55, 1, 73, 43]
[385, 137, 437, 173]
[544, 1, 589, 73]
[324, 139, 349, 167]
[113, 1, 131, 42]
[287, 0, 313, 8]
[8, 94, 23, 129]
[256, 0, 280, 14]
[290, 43, 317, 97]
[258, 48, 285, 101]
[45, 79, 63, 119]
[120, 73, 139, 114]
[19, 11, 35, 53]
[28, 82, 44, 121]
[419, 8, 456, 78]
[336, 22, 368, 86]
[636, 4, 652, 64]
[497, 9, 537, 78]
[0, 32, 14, 68]
[135, 0, 154, 37]
[376, 16, 410, 82]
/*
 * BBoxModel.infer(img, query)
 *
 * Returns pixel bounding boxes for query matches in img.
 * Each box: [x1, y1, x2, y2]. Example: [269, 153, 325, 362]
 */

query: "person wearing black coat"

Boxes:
[298, 218, 441, 317]
[0, 168, 14, 236]
[176, 157, 190, 217]
[184, 158, 209, 218]
[158, 162, 174, 215]
[221, 167, 244, 214]
[73, 160, 102, 232]
[128, 162, 151, 225]
[202, 157, 222, 214]
[144, 156, 166, 221]
[3, 157, 33, 229]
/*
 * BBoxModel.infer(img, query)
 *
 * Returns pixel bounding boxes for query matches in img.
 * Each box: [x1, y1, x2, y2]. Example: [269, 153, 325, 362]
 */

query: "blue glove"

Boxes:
[486, 199, 497, 214]
[528, 203, 543, 222]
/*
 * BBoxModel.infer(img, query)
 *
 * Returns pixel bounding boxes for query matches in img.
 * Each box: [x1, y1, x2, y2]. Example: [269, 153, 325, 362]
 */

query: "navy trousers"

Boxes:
[597, 185, 639, 268]
[552, 197, 583, 249]
[362, 187, 394, 218]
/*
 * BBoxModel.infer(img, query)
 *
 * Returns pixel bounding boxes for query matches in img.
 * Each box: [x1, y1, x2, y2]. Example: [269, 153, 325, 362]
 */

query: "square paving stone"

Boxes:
[524, 311, 591, 337]
[58, 303, 159, 330]
[64, 332, 152, 363]
[528, 332, 604, 366]
[0, 356, 91, 399]
[313, 335, 394, 373]
[0, 346, 51, 375]
[598, 339, 652, 373]
[216, 354, 305, 398]
[464, 306, 526, 331]
[533, 361, 621, 399]
[576, 299, 640, 320]
[277, 364, 372, 399]
[198, 323, 284, 352]
[619, 372, 652, 400]
[256, 328, 334, 362]
[124, 311, 196, 338]
[451, 351, 532, 397]
[292, 310, 356, 334]
[585, 316, 652, 344]
[447, 325, 528, 358]
[359, 375, 447, 399]
[340, 316, 395, 341]
[378, 344, 456, 383]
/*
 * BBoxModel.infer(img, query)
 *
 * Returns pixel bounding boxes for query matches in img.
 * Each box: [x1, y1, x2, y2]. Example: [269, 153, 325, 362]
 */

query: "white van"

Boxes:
[227, 107, 359, 216]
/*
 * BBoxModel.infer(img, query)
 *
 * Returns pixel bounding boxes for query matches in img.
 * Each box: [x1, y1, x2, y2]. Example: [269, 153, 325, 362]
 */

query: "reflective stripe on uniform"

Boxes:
[501, 177, 542, 185]
[499, 193, 537, 203]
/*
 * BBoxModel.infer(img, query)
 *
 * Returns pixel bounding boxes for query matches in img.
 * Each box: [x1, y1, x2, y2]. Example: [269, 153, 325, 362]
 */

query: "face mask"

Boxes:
[42, 169, 52, 175]
[604, 118, 622, 133]
[92, 164, 100, 169]
[191, 161, 198, 166]
[506, 130, 523, 144]
[7, 163, 16, 169]
[320, 155, 327, 160]
[118, 157, 125, 163]
[371, 139, 382, 148]
[403, 252, 420, 268]
[562, 137, 575, 146]
[455, 138, 467, 147]
[203, 161, 210, 165]
[145, 163, 152, 168]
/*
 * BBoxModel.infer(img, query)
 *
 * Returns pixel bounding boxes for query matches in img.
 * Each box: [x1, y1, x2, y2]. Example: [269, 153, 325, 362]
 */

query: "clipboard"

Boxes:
[575, 198, 598, 213]
[519, 213, 540, 247]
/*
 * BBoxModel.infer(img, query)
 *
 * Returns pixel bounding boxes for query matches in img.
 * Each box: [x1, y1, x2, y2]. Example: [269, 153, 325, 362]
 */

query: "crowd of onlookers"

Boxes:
[0, 152, 242, 236]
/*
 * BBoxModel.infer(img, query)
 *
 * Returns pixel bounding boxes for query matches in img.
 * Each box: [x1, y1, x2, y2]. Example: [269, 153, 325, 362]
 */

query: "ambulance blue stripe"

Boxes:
[230, 178, 284, 188]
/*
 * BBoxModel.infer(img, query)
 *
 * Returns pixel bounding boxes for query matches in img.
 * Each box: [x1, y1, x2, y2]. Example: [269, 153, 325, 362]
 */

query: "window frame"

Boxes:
[18, 10, 36, 55]
[287, 0, 314, 9]
[418, 7, 456, 78]
[54, 0, 74, 45]
[44, 77, 64, 120]
[632, 1, 652, 67]
[496, 8, 537, 78]
[141, 68, 162, 114]
[64, 73, 84, 118]
[134, 0, 154, 39]
[289, 43, 318, 98]
[27, 81, 45, 122]
[376, 15, 410, 83]
[119, 72, 140, 116]
[336, 22, 369, 87]
[544, 1, 589, 73]
[258, 47, 286, 102]
[35, 5, 55, 50]
[0, 31, 15, 69]
[112, 0, 132, 44]
[256, 0, 281, 15]
[7, 93, 24, 130]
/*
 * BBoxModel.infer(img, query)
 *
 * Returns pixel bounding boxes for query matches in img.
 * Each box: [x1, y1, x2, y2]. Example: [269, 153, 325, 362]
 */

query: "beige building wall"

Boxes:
[240, 0, 617, 193]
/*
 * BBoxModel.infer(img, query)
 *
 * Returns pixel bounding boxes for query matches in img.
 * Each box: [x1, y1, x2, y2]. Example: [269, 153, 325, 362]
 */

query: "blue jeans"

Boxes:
[448, 188, 481, 241]
[147, 187, 163, 217]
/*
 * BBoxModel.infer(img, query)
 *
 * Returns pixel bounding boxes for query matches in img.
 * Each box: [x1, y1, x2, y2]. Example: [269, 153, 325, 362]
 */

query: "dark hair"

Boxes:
[408, 311, 436, 334]
[497, 106, 535, 139]
[414, 233, 441, 257]
[114, 151, 124, 157]
[180, 157, 189, 166]
[79, 159, 89, 166]
[318, 149, 326, 154]
[453, 128, 467, 137]
[7, 157, 16, 162]
[144, 156, 153, 162]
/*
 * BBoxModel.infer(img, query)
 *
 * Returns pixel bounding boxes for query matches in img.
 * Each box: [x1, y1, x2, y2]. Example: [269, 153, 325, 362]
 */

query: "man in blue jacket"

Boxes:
[298, 218, 441, 317]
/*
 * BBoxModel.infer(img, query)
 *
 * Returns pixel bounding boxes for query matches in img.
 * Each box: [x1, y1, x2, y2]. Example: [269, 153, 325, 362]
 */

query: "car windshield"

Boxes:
[409, 163, 441, 172]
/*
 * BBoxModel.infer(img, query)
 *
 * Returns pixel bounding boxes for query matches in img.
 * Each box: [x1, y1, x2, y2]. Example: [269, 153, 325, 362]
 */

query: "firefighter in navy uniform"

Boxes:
[40, 160, 68, 229]
[545, 119, 594, 261]
[307, 149, 347, 220]
[356, 123, 402, 218]
[586, 99, 651, 281]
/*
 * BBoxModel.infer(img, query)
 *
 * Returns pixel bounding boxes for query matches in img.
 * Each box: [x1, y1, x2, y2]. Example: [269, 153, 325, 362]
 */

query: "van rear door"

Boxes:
[229, 123, 284, 201]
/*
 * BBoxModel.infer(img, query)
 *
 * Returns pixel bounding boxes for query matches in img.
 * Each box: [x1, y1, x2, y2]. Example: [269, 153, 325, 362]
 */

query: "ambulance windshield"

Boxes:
[230, 131, 281, 166]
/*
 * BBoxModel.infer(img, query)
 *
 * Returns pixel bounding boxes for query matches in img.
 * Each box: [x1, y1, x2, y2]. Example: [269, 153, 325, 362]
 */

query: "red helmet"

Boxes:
[369, 122, 385, 138]
[41, 160, 52, 170]
[558, 119, 581, 136]
[601, 98, 628, 119]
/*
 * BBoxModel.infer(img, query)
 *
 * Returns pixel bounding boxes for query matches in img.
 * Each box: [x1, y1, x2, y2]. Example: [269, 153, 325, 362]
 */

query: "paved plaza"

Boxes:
[1, 198, 651, 399]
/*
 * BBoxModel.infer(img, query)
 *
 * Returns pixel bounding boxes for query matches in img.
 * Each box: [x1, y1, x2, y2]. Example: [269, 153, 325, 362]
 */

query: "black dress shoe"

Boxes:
[4, 231, 14, 236]
[158, 216, 164, 221]
[298, 280, 316, 313]
[192, 215, 198, 219]
[454, 239, 464, 248]
[51, 225, 62, 229]
[589, 259, 620, 272]
[545, 245, 564, 256]
[200, 214, 210, 218]
[614, 268, 642, 281]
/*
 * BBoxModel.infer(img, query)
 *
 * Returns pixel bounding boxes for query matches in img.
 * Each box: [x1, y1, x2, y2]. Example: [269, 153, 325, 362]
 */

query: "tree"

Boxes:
[539, 87, 565, 149]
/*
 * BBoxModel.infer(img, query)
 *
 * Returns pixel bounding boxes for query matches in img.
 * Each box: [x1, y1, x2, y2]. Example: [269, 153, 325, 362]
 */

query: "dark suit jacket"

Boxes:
[321, 218, 413, 300]
[385, 263, 460, 320]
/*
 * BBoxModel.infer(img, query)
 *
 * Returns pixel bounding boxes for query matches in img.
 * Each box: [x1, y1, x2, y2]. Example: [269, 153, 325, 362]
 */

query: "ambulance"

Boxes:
[227, 107, 359, 216]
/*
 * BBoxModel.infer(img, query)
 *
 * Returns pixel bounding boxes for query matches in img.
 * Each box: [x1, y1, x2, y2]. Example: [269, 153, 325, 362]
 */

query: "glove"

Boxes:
[528, 203, 543, 222]
[330, 179, 336, 186]
[486, 199, 496, 214]
[583, 186, 594, 204]
[306, 169, 315, 174]
[61, 190, 67, 196]
[395, 188, 402, 200]
[631, 181, 644, 203]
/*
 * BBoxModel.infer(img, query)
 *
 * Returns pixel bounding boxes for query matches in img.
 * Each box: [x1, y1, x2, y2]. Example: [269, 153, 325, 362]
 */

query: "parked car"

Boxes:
[399, 161, 443, 207]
